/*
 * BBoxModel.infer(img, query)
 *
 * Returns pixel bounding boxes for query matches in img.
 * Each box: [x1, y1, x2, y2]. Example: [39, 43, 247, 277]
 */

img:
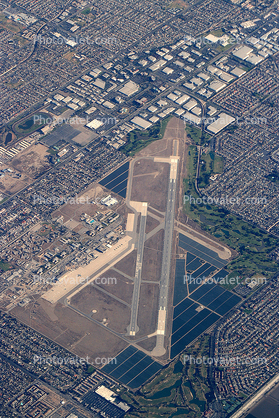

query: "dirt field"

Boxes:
[11, 298, 127, 360]
[37, 384, 63, 410]
[51, 402, 94, 418]
[142, 229, 164, 281]
[113, 249, 137, 278]
[169, 0, 188, 9]
[0, 164, 30, 194]
[137, 117, 187, 158]
[52, 183, 117, 222]
[67, 126, 97, 145]
[148, 207, 164, 218]
[133, 158, 163, 177]
[137, 283, 159, 337]
[11, 143, 51, 178]
[130, 160, 169, 212]
[137, 336, 157, 352]
[94, 268, 134, 305]
[145, 215, 160, 234]
[70, 285, 130, 334]
[136, 213, 141, 234]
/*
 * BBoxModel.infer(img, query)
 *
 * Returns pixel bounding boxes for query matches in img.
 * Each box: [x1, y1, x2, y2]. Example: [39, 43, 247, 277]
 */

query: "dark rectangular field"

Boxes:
[104, 171, 129, 190]
[171, 311, 219, 358]
[40, 125, 81, 146]
[187, 263, 217, 293]
[183, 263, 217, 295]
[82, 391, 126, 418]
[173, 259, 188, 306]
[210, 269, 229, 281]
[171, 243, 242, 358]
[102, 346, 162, 389]
[99, 162, 129, 197]
[186, 257, 203, 271]
[190, 283, 225, 304]
[112, 179, 128, 197]
[186, 252, 196, 264]
[172, 307, 214, 345]
[178, 234, 227, 268]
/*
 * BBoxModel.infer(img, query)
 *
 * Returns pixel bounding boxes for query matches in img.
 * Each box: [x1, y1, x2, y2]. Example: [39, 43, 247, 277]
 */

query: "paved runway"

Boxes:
[153, 157, 178, 356]
[128, 203, 147, 336]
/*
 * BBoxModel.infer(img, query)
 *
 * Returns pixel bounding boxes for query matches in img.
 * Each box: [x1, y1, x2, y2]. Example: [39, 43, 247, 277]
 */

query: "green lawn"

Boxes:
[81, 7, 91, 14]
[266, 170, 279, 184]
[185, 123, 211, 146]
[119, 336, 212, 417]
[183, 146, 279, 279]
[120, 116, 172, 156]
[199, 151, 223, 188]
[0, 261, 10, 271]
[14, 112, 50, 135]
[210, 29, 225, 37]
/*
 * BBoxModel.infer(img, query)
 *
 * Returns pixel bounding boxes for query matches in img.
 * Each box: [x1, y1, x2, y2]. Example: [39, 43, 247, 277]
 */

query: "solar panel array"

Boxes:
[170, 234, 241, 359]
[102, 346, 162, 389]
[99, 161, 129, 198]
[178, 233, 228, 269]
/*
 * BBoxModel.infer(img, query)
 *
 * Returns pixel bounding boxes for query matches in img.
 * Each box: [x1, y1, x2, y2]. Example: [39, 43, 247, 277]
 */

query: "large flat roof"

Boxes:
[183, 111, 201, 125]
[207, 113, 235, 134]
[233, 45, 253, 60]
[149, 59, 167, 71]
[86, 119, 104, 129]
[208, 80, 226, 92]
[131, 116, 152, 129]
[119, 80, 139, 96]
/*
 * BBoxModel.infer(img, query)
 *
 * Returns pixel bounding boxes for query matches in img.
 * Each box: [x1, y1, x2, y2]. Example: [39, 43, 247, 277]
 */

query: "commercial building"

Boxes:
[119, 80, 139, 96]
[131, 116, 152, 129]
[207, 113, 235, 134]
[86, 119, 104, 130]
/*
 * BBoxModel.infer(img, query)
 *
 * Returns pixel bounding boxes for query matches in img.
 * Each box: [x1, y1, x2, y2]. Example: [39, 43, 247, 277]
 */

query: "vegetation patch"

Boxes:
[266, 170, 279, 184]
[183, 147, 279, 280]
[199, 151, 223, 188]
[14, 112, 49, 135]
[81, 7, 91, 14]
[120, 116, 172, 156]
[120, 336, 213, 417]
[185, 123, 211, 146]
[0, 261, 10, 272]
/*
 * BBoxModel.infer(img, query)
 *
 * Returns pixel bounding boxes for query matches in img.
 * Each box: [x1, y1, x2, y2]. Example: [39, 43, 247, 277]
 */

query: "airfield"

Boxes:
[11, 117, 241, 390]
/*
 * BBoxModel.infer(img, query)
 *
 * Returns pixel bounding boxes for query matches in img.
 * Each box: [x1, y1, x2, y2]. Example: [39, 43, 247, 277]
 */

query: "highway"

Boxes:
[231, 373, 279, 418]
[153, 157, 178, 356]
[128, 203, 148, 336]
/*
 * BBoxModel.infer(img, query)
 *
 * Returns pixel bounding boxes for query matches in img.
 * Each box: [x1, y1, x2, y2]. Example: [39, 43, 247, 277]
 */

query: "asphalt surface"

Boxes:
[128, 212, 147, 336]
[153, 159, 178, 356]
[158, 176, 177, 313]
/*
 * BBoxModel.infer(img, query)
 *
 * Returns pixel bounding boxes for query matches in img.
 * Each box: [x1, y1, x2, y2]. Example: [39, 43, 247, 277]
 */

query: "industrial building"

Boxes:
[207, 112, 235, 134]
[119, 80, 139, 96]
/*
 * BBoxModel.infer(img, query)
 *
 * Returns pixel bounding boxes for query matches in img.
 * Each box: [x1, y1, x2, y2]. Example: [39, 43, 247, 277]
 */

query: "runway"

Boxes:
[152, 156, 179, 356]
[128, 203, 148, 336]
